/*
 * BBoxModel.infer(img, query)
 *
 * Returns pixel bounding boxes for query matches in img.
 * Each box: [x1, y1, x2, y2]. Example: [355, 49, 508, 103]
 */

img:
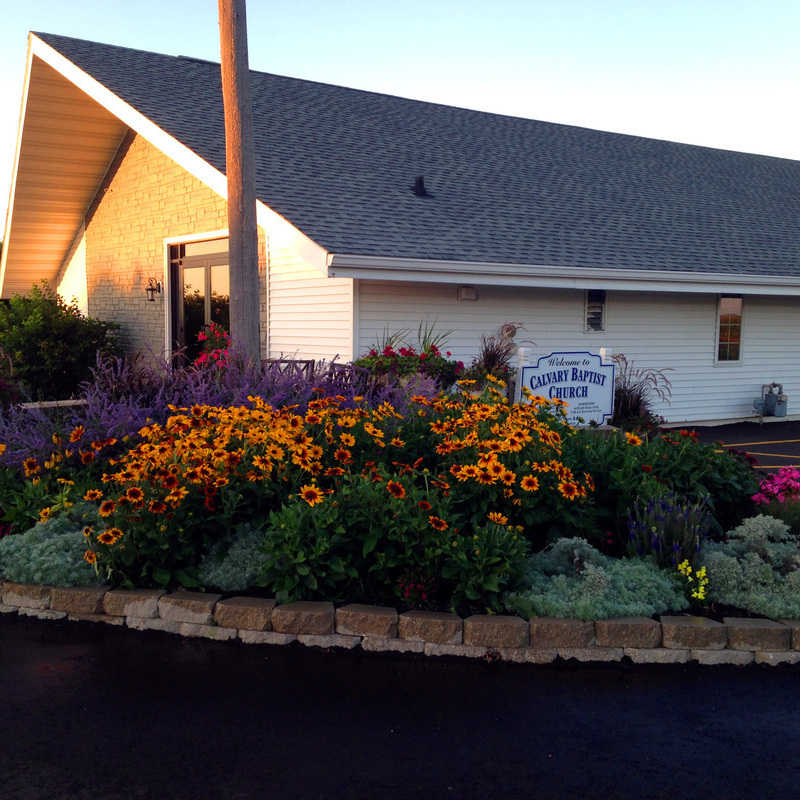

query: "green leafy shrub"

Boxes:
[565, 427, 758, 548]
[197, 523, 266, 592]
[0, 282, 121, 400]
[700, 515, 800, 618]
[504, 537, 688, 620]
[260, 465, 528, 613]
[0, 504, 104, 586]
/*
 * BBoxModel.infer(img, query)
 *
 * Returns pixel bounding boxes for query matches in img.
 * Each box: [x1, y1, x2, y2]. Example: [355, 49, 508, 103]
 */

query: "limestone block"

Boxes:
[423, 642, 488, 659]
[361, 636, 425, 654]
[623, 648, 690, 664]
[530, 618, 595, 649]
[596, 617, 661, 648]
[67, 613, 124, 626]
[272, 601, 334, 635]
[104, 589, 164, 618]
[398, 610, 462, 644]
[723, 617, 791, 651]
[126, 616, 182, 634]
[297, 633, 361, 650]
[214, 597, 276, 631]
[18, 608, 65, 621]
[692, 649, 754, 666]
[558, 647, 624, 663]
[158, 591, 222, 625]
[2, 582, 51, 610]
[661, 616, 726, 650]
[778, 620, 800, 650]
[50, 586, 108, 615]
[336, 604, 398, 637]
[177, 622, 237, 641]
[464, 615, 529, 648]
[239, 629, 296, 646]
[498, 648, 558, 664]
[755, 651, 800, 666]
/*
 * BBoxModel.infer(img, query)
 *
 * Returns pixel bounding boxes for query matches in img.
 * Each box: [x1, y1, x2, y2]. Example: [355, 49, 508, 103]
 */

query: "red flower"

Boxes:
[641, 464, 653, 473]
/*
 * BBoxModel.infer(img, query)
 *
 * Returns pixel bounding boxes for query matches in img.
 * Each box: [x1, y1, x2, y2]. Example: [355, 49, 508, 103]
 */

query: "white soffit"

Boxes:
[1, 33, 327, 297]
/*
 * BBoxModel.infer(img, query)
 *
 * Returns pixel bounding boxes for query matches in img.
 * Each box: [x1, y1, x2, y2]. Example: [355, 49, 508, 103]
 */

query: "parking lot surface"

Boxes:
[690, 420, 800, 472]
[2, 614, 799, 800]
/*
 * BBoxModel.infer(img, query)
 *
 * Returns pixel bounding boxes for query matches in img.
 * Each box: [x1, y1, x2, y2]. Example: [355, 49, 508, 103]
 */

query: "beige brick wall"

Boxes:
[85, 133, 267, 359]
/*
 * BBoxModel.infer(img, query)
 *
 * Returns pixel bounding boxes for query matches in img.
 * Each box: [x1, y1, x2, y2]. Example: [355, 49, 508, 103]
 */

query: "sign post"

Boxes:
[517, 351, 615, 426]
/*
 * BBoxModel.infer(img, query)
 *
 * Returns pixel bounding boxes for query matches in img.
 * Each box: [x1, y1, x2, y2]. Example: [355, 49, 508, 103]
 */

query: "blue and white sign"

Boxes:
[519, 351, 615, 425]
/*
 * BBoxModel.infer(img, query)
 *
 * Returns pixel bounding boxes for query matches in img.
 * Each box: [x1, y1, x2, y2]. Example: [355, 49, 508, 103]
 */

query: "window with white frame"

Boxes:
[585, 290, 606, 332]
[716, 296, 742, 362]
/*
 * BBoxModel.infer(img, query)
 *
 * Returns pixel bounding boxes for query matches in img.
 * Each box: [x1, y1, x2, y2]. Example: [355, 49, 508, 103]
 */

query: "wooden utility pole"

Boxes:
[218, 0, 260, 360]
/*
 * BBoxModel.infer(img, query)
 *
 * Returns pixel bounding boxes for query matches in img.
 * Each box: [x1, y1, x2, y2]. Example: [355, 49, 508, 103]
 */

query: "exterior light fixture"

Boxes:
[145, 278, 162, 301]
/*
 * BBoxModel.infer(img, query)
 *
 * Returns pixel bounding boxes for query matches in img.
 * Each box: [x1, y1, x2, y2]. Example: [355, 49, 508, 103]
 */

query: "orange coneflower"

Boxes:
[418, 500, 432, 511]
[162, 474, 179, 489]
[69, 425, 85, 443]
[98, 499, 116, 517]
[324, 467, 345, 477]
[520, 475, 540, 492]
[624, 432, 643, 447]
[125, 486, 144, 502]
[386, 480, 406, 499]
[487, 512, 508, 525]
[500, 470, 516, 486]
[334, 448, 352, 464]
[339, 433, 355, 447]
[148, 500, 168, 514]
[299, 484, 324, 507]
[97, 529, 117, 545]
[558, 480, 580, 501]
[428, 515, 448, 531]
[83, 488, 103, 501]
[83, 550, 97, 565]
[82, 525, 94, 538]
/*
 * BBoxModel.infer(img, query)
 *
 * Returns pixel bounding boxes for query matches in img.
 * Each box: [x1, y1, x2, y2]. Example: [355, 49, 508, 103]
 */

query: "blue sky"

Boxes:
[2, 0, 800, 226]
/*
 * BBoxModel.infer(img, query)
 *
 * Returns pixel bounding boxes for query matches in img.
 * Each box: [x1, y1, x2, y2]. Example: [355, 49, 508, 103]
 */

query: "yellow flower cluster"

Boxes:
[677, 559, 709, 601]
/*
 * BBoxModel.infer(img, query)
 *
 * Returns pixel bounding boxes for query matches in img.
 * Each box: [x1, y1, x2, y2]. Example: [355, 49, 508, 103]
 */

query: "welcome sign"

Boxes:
[519, 351, 615, 425]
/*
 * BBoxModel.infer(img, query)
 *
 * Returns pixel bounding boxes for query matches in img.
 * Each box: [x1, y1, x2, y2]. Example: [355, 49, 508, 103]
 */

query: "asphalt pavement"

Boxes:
[688, 420, 800, 472]
[2, 613, 799, 800]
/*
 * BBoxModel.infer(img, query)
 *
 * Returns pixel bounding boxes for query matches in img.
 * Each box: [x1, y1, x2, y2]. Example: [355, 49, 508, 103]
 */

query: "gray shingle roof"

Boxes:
[37, 32, 800, 277]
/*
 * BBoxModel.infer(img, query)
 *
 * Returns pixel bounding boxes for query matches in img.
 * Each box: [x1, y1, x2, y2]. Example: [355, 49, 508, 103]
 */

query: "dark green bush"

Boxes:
[0, 282, 121, 400]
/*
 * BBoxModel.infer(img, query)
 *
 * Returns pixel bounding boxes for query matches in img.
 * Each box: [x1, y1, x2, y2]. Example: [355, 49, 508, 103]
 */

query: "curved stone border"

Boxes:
[2, 581, 800, 666]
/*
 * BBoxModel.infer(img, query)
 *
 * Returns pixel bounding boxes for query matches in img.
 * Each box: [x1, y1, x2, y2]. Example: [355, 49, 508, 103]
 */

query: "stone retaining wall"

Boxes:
[2, 581, 799, 666]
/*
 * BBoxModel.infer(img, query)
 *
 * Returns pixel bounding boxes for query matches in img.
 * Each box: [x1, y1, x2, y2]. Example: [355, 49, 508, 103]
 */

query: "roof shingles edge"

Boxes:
[31, 31, 800, 278]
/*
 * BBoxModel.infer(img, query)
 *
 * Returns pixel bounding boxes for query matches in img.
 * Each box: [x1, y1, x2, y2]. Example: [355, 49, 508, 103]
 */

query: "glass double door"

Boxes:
[169, 238, 230, 361]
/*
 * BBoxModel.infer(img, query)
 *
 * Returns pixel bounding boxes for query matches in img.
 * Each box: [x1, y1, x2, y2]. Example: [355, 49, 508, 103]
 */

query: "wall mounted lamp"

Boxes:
[145, 278, 162, 302]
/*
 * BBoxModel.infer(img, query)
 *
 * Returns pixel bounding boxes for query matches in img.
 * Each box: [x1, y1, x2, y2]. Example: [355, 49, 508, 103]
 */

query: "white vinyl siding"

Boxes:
[267, 245, 353, 362]
[357, 280, 800, 423]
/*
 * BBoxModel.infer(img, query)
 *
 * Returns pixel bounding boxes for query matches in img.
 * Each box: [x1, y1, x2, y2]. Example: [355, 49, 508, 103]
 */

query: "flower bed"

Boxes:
[2, 348, 792, 635]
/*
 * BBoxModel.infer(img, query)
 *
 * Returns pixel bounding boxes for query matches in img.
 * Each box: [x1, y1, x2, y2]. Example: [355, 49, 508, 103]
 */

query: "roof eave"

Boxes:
[327, 253, 800, 296]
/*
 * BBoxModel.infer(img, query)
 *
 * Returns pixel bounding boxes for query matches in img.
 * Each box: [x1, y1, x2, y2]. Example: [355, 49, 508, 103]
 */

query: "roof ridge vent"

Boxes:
[411, 175, 431, 197]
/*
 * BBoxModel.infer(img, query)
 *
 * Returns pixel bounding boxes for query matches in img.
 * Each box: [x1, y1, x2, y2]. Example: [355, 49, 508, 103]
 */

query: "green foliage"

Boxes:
[0, 504, 104, 586]
[260, 466, 452, 605]
[700, 515, 800, 618]
[760, 498, 800, 537]
[626, 492, 712, 567]
[0, 282, 121, 400]
[441, 520, 529, 613]
[260, 465, 528, 612]
[565, 427, 758, 548]
[197, 523, 266, 592]
[505, 538, 688, 620]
